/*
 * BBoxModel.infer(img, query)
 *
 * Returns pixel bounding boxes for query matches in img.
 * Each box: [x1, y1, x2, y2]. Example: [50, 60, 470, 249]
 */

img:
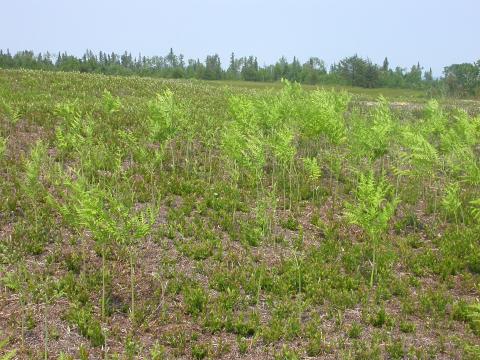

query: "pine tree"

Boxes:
[227, 52, 238, 79]
[382, 57, 389, 72]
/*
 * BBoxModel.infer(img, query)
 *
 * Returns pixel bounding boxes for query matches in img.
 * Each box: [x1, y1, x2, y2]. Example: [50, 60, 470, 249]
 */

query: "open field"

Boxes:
[206, 80, 480, 114]
[204, 80, 428, 102]
[1, 69, 480, 359]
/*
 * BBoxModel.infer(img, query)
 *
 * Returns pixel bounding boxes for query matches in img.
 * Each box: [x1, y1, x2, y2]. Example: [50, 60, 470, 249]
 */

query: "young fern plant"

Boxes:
[24, 140, 47, 194]
[270, 125, 296, 210]
[203, 125, 221, 184]
[147, 89, 184, 171]
[441, 111, 477, 152]
[470, 199, 480, 225]
[120, 204, 157, 318]
[344, 172, 399, 287]
[441, 111, 478, 181]
[354, 96, 394, 167]
[49, 171, 157, 320]
[0, 136, 6, 160]
[303, 157, 322, 204]
[303, 90, 349, 216]
[399, 129, 440, 216]
[400, 130, 439, 180]
[441, 182, 463, 231]
[302, 90, 350, 142]
[51, 174, 117, 320]
[0, 331, 17, 360]
[255, 183, 278, 243]
[102, 89, 122, 115]
[222, 121, 265, 225]
[23, 140, 48, 234]
[54, 101, 95, 164]
[456, 149, 480, 187]
[222, 95, 266, 188]
[221, 95, 267, 228]
[0, 99, 21, 124]
[422, 99, 446, 138]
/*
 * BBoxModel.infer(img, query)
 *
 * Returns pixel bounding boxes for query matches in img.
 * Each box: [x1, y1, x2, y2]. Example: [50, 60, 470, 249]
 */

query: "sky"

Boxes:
[1, 0, 479, 76]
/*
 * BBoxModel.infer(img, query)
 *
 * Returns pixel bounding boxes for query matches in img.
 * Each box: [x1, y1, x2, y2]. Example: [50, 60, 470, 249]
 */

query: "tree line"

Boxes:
[0, 49, 478, 96]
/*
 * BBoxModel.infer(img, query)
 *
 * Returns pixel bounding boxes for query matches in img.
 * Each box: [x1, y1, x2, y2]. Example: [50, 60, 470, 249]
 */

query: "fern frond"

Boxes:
[344, 172, 398, 236]
[102, 89, 122, 114]
[470, 199, 480, 224]
[0, 136, 6, 159]
[303, 157, 321, 182]
[441, 182, 462, 219]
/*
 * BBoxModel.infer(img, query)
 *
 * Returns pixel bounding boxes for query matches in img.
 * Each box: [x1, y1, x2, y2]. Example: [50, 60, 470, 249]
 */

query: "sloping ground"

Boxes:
[0, 70, 479, 359]
[359, 100, 480, 115]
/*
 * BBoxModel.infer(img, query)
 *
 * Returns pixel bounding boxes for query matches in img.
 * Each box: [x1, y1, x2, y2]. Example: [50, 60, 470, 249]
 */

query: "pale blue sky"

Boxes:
[1, 0, 478, 75]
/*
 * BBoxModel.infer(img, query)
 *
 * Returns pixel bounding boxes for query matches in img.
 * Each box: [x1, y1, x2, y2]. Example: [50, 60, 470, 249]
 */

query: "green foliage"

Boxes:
[255, 188, 277, 238]
[270, 125, 296, 166]
[355, 96, 394, 160]
[0, 136, 6, 159]
[470, 198, 480, 224]
[54, 101, 94, 155]
[65, 306, 105, 347]
[0, 332, 16, 360]
[147, 89, 183, 143]
[150, 342, 167, 360]
[444, 112, 477, 147]
[440, 111, 479, 179]
[369, 307, 392, 327]
[303, 90, 350, 144]
[422, 99, 446, 136]
[399, 130, 439, 177]
[184, 285, 208, 317]
[222, 96, 266, 181]
[2, 69, 480, 359]
[335, 54, 382, 88]
[453, 301, 480, 335]
[0, 100, 21, 124]
[345, 172, 398, 285]
[347, 322, 362, 338]
[50, 171, 156, 247]
[191, 343, 210, 359]
[0, 48, 455, 91]
[23, 140, 47, 200]
[386, 339, 406, 359]
[102, 89, 122, 114]
[303, 157, 321, 182]
[274, 345, 300, 360]
[345, 172, 398, 238]
[52, 175, 117, 243]
[123, 205, 157, 246]
[444, 62, 480, 96]
[281, 216, 299, 231]
[441, 182, 462, 222]
[399, 321, 416, 333]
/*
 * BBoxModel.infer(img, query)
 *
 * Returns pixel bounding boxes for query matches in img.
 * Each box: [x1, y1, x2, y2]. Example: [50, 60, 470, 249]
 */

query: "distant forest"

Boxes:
[1, 49, 478, 97]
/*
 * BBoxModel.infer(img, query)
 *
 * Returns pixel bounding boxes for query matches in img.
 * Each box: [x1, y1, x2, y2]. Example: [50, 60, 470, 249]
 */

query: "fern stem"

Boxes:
[130, 249, 135, 320]
[102, 244, 106, 320]
[370, 237, 376, 288]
